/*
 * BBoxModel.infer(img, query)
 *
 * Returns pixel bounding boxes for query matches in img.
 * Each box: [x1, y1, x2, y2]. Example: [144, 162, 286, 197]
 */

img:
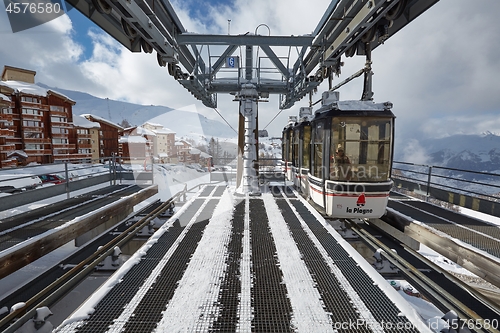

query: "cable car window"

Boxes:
[312, 121, 324, 178]
[330, 117, 392, 182]
[302, 125, 311, 169]
[293, 128, 300, 167]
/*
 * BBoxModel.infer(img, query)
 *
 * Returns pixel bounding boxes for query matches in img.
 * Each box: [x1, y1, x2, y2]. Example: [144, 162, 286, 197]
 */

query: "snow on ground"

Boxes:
[0, 163, 213, 302]
[3, 164, 497, 331]
[418, 244, 478, 277]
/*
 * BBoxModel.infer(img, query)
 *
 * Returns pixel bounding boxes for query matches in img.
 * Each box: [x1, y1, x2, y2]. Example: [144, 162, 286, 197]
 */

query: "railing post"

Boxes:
[151, 157, 155, 184]
[64, 162, 70, 199]
[426, 165, 432, 201]
[112, 153, 117, 185]
[108, 157, 113, 186]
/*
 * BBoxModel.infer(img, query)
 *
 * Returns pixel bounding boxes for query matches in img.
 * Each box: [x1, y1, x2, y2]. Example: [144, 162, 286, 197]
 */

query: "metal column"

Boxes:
[236, 84, 260, 195]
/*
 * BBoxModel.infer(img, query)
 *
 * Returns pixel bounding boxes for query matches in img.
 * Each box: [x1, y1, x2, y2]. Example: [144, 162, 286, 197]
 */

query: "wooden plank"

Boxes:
[0, 185, 157, 279]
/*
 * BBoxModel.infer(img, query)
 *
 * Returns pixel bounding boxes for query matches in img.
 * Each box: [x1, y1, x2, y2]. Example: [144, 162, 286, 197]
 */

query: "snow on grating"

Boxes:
[262, 193, 335, 332]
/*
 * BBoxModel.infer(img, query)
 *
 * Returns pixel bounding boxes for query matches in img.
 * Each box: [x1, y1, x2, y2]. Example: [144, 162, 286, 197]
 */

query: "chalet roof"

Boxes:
[119, 135, 147, 143]
[189, 148, 201, 155]
[74, 115, 100, 129]
[143, 121, 163, 128]
[7, 150, 28, 158]
[153, 128, 175, 134]
[0, 80, 75, 104]
[0, 93, 11, 105]
[136, 126, 156, 136]
[200, 152, 211, 158]
[82, 114, 124, 130]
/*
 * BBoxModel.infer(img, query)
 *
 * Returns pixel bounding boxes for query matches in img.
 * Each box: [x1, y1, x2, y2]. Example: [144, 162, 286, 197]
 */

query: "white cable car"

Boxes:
[308, 91, 395, 218]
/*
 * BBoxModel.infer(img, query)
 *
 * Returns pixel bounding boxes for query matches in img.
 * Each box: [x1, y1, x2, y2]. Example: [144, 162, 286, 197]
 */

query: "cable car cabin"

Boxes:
[308, 97, 395, 219]
[282, 116, 296, 182]
[291, 107, 313, 196]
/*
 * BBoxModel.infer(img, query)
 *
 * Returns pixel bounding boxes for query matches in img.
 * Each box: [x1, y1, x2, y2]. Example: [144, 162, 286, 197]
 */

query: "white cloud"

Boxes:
[399, 139, 430, 165]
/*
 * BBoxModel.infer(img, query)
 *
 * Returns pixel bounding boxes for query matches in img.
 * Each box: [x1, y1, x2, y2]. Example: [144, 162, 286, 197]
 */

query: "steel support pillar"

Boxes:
[236, 84, 260, 195]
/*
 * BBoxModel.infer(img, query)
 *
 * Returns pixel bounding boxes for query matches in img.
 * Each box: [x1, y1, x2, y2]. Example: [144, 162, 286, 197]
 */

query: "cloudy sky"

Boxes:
[1, 0, 499, 148]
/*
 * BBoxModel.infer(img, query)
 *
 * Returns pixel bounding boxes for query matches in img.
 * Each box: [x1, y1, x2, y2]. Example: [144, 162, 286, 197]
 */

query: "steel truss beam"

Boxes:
[68, 0, 440, 109]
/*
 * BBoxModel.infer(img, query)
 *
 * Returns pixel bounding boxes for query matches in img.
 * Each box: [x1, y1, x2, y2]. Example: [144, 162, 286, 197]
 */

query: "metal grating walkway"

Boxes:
[55, 186, 429, 333]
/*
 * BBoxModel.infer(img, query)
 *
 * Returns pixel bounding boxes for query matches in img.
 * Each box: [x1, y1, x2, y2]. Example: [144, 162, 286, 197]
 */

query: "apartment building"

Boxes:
[82, 114, 123, 159]
[142, 122, 175, 161]
[0, 91, 16, 168]
[119, 126, 154, 161]
[0, 66, 90, 165]
[73, 115, 100, 162]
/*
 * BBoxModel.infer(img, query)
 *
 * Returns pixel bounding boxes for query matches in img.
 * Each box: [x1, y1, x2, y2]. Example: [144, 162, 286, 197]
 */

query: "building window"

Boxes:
[22, 108, 41, 115]
[52, 138, 68, 144]
[25, 144, 43, 150]
[21, 96, 40, 104]
[51, 116, 67, 123]
[23, 120, 42, 127]
[52, 127, 68, 134]
[24, 132, 43, 139]
[50, 105, 64, 112]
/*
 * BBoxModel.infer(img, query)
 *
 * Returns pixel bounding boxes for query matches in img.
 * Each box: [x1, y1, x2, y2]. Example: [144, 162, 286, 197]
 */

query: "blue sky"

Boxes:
[64, 4, 97, 60]
[1, 0, 500, 149]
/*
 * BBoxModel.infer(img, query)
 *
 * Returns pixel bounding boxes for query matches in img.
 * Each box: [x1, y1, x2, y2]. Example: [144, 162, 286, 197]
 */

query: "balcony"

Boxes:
[0, 143, 15, 151]
[24, 149, 52, 155]
[77, 143, 93, 149]
[0, 129, 14, 136]
[0, 159, 17, 168]
[24, 137, 50, 144]
[51, 133, 70, 139]
[49, 110, 68, 117]
[52, 143, 76, 150]
[21, 113, 43, 120]
[54, 153, 92, 161]
[0, 114, 13, 121]
[50, 122, 72, 127]
[22, 126, 44, 133]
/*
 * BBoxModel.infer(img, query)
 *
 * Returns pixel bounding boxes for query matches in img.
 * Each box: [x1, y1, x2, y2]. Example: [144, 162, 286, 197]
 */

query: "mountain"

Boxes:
[37, 83, 237, 139]
[397, 133, 500, 173]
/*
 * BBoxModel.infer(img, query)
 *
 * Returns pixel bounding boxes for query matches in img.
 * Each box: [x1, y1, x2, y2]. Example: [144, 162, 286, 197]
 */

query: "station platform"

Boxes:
[55, 185, 431, 333]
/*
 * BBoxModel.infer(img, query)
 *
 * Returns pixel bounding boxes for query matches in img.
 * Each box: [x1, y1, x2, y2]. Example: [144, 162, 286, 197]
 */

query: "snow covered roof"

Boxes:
[119, 135, 147, 143]
[0, 93, 11, 104]
[153, 128, 175, 135]
[74, 115, 100, 128]
[200, 152, 211, 158]
[7, 150, 28, 158]
[317, 100, 393, 113]
[82, 114, 123, 130]
[175, 142, 184, 146]
[0, 80, 75, 104]
[143, 121, 163, 128]
[189, 148, 201, 155]
[136, 126, 156, 136]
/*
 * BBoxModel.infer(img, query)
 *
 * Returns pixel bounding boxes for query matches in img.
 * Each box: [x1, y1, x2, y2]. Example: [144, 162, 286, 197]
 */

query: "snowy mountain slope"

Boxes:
[396, 133, 500, 172]
[37, 83, 236, 139]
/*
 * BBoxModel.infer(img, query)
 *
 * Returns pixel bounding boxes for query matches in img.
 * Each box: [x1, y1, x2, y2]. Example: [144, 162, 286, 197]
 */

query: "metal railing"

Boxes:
[392, 161, 500, 201]
[0, 156, 153, 206]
